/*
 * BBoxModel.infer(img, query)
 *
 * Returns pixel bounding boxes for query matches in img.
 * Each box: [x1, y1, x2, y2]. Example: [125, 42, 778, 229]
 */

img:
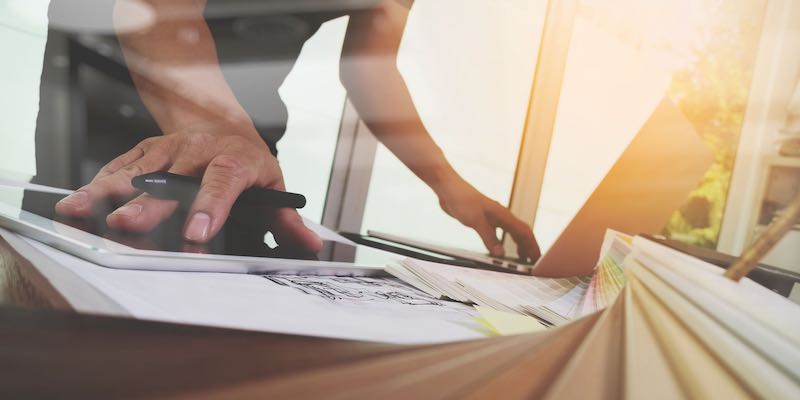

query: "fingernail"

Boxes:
[491, 244, 505, 257]
[58, 191, 88, 209]
[311, 233, 323, 251]
[112, 204, 142, 217]
[185, 212, 211, 242]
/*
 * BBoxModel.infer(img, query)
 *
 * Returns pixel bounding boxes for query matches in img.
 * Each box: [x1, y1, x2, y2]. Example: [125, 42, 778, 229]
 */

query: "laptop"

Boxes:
[363, 97, 713, 278]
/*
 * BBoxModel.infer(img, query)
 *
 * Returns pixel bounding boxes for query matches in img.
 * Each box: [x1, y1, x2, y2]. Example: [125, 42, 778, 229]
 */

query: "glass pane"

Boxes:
[360, 0, 548, 252]
[0, 1, 412, 252]
[0, 0, 49, 208]
[534, 0, 768, 252]
[0, 0, 48, 182]
[31, 3, 348, 224]
[277, 17, 348, 223]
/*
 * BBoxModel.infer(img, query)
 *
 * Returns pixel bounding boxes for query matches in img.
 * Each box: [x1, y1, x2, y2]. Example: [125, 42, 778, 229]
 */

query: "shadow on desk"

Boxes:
[0, 236, 410, 398]
[0, 305, 414, 399]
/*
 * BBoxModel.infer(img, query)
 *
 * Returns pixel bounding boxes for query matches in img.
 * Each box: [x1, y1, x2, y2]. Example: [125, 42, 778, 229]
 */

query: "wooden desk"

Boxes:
[0, 236, 408, 398]
[0, 235, 71, 310]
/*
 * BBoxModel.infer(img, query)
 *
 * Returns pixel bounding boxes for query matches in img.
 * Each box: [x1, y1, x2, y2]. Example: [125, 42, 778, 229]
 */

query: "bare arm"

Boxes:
[56, 0, 321, 251]
[114, 0, 251, 132]
[340, 1, 539, 261]
[340, 1, 453, 190]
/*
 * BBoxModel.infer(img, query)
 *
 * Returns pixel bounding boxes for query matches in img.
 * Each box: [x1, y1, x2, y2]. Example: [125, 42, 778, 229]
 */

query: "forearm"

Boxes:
[113, 0, 255, 135]
[341, 3, 461, 194]
[344, 65, 461, 190]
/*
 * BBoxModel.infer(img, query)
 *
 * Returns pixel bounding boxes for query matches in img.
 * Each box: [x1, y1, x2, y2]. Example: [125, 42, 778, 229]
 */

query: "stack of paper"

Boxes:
[1, 228, 487, 345]
[387, 230, 633, 325]
[574, 230, 632, 316]
[213, 237, 800, 398]
[616, 237, 800, 398]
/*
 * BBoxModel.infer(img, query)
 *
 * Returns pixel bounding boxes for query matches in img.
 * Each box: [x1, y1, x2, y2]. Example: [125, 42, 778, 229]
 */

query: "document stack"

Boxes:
[233, 236, 800, 398]
[387, 230, 633, 325]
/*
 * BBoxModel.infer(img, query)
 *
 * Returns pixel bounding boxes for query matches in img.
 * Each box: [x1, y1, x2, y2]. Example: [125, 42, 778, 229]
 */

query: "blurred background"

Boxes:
[0, 0, 798, 272]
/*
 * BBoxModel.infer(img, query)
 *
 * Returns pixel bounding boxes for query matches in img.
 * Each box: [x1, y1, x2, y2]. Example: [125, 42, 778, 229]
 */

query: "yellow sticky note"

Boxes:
[472, 317, 501, 336]
[474, 306, 546, 336]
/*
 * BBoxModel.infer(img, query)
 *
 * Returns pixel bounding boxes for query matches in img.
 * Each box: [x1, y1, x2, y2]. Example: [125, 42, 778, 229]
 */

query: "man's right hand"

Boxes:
[55, 124, 322, 252]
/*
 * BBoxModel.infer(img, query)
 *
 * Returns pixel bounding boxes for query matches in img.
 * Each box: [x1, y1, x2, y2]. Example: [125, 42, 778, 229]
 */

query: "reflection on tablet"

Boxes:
[15, 189, 366, 263]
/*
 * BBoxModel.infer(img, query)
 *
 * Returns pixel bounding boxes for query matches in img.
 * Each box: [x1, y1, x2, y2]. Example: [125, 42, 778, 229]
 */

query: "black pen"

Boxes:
[132, 172, 306, 209]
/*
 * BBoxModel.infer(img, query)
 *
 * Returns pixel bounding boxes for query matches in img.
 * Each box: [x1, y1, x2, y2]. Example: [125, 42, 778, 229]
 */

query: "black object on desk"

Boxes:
[341, 232, 531, 276]
[132, 172, 306, 209]
[643, 235, 800, 297]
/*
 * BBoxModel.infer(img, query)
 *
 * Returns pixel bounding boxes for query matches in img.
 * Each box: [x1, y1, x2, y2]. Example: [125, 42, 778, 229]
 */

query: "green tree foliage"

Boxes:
[663, 0, 765, 248]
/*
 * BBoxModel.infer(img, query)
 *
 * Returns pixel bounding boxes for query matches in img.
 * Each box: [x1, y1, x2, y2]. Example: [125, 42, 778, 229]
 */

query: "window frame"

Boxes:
[717, 0, 800, 256]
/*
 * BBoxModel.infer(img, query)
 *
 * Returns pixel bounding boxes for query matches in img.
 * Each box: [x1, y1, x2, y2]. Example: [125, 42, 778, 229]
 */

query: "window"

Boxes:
[531, 0, 768, 252]
[359, 0, 548, 251]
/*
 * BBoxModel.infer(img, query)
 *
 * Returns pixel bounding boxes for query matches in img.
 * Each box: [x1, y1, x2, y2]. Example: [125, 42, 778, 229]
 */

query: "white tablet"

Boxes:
[0, 187, 393, 276]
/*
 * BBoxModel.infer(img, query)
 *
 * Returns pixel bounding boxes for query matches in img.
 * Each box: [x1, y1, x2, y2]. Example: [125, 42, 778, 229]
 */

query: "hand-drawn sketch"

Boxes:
[263, 276, 447, 307]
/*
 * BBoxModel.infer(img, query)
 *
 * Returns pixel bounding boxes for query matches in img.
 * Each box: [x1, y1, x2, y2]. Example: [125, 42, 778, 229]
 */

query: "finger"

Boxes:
[488, 216, 534, 261]
[509, 228, 540, 263]
[473, 219, 504, 257]
[94, 144, 147, 180]
[183, 155, 253, 243]
[106, 193, 179, 233]
[268, 208, 323, 253]
[107, 159, 193, 232]
[56, 148, 171, 217]
[181, 243, 209, 254]
[486, 204, 540, 262]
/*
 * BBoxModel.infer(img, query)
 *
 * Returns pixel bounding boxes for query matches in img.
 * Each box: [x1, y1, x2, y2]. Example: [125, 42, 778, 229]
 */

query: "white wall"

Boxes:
[0, 0, 49, 182]
[278, 17, 349, 223]
[0, 0, 50, 209]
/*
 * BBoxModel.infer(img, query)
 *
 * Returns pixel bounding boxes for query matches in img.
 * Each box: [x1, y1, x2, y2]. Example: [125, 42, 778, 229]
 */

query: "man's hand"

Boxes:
[71, 1, 320, 251]
[55, 124, 322, 252]
[435, 177, 540, 263]
[340, 2, 539, 262]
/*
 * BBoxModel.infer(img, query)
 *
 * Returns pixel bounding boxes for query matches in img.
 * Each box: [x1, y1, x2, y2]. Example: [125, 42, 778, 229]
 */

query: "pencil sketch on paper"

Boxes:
[263, 276, 447, 307]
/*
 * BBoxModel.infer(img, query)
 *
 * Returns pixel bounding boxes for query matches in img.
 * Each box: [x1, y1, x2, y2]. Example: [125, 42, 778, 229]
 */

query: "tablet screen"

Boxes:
[6, 188, 412, 265]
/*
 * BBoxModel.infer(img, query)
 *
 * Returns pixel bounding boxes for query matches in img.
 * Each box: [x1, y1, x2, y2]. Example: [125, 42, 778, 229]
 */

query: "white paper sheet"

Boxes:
[392, 258, 590, 324]
[16, 234, 483, 344]
[0, 177, 74, 195]
[300, 217, 356, 245]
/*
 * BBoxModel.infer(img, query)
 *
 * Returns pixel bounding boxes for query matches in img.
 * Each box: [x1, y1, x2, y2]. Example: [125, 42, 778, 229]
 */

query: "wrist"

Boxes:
[166, 117, 261, 140]
[427, 166, 467, 200]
